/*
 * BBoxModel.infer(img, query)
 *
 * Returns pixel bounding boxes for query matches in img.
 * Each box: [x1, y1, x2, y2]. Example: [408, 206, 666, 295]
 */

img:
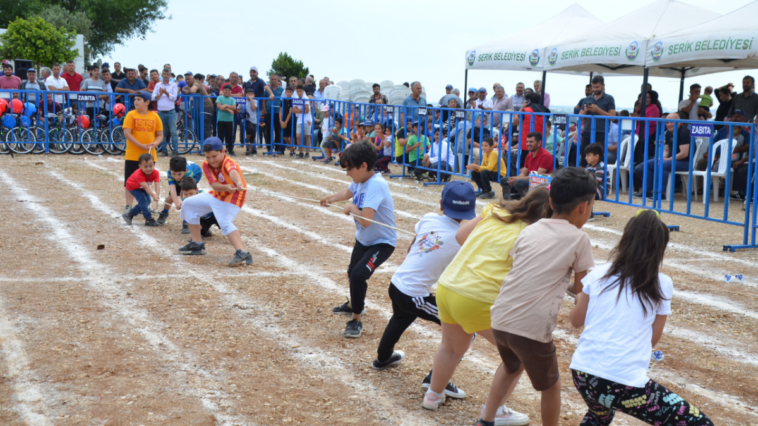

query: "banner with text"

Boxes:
[545, 39, 647, 70]
[646, 32, 758, 67]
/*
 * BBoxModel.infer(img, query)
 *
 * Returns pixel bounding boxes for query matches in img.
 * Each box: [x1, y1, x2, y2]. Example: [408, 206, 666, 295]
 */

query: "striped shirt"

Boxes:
[203, 156, 247, 207]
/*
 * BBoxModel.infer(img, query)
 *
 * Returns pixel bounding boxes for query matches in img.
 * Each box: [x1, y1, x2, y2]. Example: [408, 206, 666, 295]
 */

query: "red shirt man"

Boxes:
[61, 61, 84, 95]
[525, 146, 554, 174]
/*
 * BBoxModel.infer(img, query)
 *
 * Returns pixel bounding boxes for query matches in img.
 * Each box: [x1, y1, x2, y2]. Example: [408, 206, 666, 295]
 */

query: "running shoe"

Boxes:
[229, 250, 253, 266]
[181, 222, 190, 234]
[479, 405, 530, 426]
[121, 212, 133, 226]
[178, 241, 206, 255]
[421, 374, 466, 398]
[156, 212, 169, 226]
[344, 319, 363, 338]
[371, 351, 405, 370]
[332, 298, 366, 316]
[145, 218, 160, 227]
[421, 390, 446, 411]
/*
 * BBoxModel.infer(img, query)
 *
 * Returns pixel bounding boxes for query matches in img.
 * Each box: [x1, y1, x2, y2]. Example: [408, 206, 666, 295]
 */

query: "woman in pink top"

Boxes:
[632, 91, 661, 166]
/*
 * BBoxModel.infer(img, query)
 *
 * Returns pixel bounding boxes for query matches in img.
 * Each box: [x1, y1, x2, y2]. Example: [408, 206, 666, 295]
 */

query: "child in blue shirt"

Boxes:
[157, 156, 203, 233]
[178, 176, 218, 237]
[320, 141, 397, 338]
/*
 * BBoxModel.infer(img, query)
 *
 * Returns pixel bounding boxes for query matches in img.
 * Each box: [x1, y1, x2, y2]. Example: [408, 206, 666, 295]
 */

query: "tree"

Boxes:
[0, 0, 169, 59]
[0, 17, 77, 68]
[39, 5, 94, 63]
[268, 52, 309, 80]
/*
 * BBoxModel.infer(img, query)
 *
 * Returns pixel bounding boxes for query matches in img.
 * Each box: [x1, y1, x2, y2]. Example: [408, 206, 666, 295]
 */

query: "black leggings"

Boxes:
[572, 370, 713, 426]
[377, 283, 439, 361]
[346, 240, 395, 315]
[471, 170, 500, 192]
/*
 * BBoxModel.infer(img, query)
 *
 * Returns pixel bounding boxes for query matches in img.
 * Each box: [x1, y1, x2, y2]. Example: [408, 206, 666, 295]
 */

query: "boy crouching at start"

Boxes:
[157, 155, 203, 233]
[178, 176, 219, 238]
[179, 137, 253, 266]
[122, 153, 161, 227]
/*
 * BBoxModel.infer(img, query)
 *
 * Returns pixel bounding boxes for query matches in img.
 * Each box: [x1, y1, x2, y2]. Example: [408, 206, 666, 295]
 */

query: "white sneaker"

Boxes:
[421, 390, 446, 411]
[480, 405, 530, 426]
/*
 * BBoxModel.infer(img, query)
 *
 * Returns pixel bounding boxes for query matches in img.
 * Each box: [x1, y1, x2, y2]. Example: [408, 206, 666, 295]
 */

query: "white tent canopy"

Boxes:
[464, 4, 604, 72]
[645, 1, 758, 73]
[544, 0, 721, 77]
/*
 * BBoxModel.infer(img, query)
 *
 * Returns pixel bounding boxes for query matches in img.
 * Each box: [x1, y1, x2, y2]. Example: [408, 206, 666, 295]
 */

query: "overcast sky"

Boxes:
[102, 0, 754, 111]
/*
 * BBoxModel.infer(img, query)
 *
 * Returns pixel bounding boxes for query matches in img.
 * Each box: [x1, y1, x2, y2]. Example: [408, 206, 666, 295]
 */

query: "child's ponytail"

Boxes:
[492, 186, 552, 225]
[602, 209, 670, 316]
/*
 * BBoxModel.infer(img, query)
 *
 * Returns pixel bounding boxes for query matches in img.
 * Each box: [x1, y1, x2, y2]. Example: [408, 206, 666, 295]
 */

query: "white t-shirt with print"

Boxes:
[570, 263, 673, 388]
[292, 91, 312, 124]
[392, 213, 461, 297]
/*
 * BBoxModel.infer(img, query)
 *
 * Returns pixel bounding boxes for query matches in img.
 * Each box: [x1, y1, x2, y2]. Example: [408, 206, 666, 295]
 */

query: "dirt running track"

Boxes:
[0, 154, 756, 426]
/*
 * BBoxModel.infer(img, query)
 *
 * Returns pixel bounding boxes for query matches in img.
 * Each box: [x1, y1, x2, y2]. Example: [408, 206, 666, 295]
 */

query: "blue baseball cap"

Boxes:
[361, 120, 374, 127]
[101, 62, 110, 67]
[136, 91, 152, 101]
[203, 137, 224, 151]
[733, 109, 746, 118]
[468, 87, 477, 93]
[478, 87, 487, 93]
[441, 181, 477, 220]
[445, 84, 453, 89]
[184, 71, 193, 76]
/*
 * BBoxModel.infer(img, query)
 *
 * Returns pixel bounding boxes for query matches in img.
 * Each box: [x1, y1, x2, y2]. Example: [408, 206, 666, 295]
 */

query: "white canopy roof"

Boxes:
[464, 4, 604, 72]
[544, 0, 721, 77]
[645, 1, 758, 74]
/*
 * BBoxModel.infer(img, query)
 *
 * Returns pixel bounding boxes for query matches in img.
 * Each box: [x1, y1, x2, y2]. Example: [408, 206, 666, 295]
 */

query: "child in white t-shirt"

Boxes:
[568, 209, 713, 426]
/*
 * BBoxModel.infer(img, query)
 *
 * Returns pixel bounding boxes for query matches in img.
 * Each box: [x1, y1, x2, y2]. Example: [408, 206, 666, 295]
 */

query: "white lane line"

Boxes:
[0, 271, 308, 283]
[241, 165, 421, 220]
[7, 169, 252, 426]
[674, 291, 758, 320]
[0, 297, 52, 425]
[56, 168, 437, 426]
[665, 325, 758, 367]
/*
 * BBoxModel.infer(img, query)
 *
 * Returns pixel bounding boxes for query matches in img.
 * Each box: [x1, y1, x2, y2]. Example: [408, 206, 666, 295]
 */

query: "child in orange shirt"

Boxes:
[122, 91, 163, 212]
[178, 137, 252, 266]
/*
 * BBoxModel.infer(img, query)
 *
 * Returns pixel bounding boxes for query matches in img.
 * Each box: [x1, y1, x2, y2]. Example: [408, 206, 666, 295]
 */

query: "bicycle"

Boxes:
[174, 109, 198, 154]
[6, 114, 37, 155]
[82, 113, 121, 155]
[30, 113, 75, 154]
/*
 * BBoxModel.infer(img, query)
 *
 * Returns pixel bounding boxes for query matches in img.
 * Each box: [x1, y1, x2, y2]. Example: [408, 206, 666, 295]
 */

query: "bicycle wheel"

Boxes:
[30, 127, 47, 154]
[68, 127, 86, 155]
[48, 128, 73, 154]
[110, 125, 126, 153]
[176, 127, 197, 155]
[6, 127, 36, 154]
[82, 129, 105, 155]
[0, 128, 8, 154]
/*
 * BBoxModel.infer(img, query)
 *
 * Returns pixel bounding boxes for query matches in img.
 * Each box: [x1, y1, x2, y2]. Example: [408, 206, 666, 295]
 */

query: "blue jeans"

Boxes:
[633, 159, 690, 193]
[157, 109, 178, 154]
[129, 189, 153, 219]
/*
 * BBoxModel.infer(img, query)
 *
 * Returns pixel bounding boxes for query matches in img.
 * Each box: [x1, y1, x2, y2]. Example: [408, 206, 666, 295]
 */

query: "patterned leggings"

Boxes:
[572, 370, 714, 426]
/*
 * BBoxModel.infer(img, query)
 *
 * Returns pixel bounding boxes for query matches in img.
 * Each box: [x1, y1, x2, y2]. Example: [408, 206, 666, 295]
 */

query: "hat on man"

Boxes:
[478, 87, 487, 93]
[26, 68, 36, 73]
[101, 62, 110, 68]
[250, 66, 258, 72]
[203, 137, 224, 151]
[245, 87, 255, 94]
[209, 74, 217, 78]
[445, 84, 453, 90]
[468, 87, 477, 93]
[136, 91, 152, 101]
[184, 71, 193, 76]
[441, 181, 477, 220]
[733, 109, 747, 118]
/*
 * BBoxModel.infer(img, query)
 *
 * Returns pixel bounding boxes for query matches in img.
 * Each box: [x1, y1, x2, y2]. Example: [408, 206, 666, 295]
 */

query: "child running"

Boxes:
[178, 176, 220, 237]
[157, 156, 203, 233]
[178, 137, 253, 266]
[373, 181, 475, 396]
[477, 167, 597, 426]
[569, 210, 713, 425]
[423, 187, 552, 426]
[320, 142, 397, 338]
[122, 153, 161, 227]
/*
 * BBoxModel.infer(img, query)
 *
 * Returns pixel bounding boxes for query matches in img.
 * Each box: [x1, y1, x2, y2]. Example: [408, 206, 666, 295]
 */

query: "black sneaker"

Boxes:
[372, 351, 405, 370]
[421, 374, 467, 399]
[145, 218, 160, 227]
[229, 151, 236, 157]
[229, 249, 253, 266]
[297, 152, 304, 159]
[290, 152, 295, 157]
[251, 148, 258, 156]
[731, 193, 746, 201]
[121, 212, 133, 226]
[201, 229, 213, 237]
[179, 241, 206, 255]
[344, 319, 363, 338]
[181, 222, 190, 234]
[304, 152, 309, 158]
[156, 212, 169, 226]
[332, 298, 366, 316]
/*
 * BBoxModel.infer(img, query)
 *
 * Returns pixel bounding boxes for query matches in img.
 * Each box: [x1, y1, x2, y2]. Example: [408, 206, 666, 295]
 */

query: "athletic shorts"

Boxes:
[436, 284, 493, 334]
[296, 120, 312, 135]
[124, 160, 140, 187]
[180, 192, 241, 236]
[493, 329, 559, 391]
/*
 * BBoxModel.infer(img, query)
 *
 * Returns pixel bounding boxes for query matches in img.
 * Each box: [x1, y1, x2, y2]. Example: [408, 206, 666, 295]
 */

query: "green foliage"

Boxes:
[39, 5, 93, 62]
[0, 17, 77, 67]
[268, 52, 310, 80]
[0, 0, 169, 59]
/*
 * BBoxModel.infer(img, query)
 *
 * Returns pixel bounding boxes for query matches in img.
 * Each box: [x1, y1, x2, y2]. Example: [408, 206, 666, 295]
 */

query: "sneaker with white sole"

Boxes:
[421, 374, 466, 399]
[421, 390, 446, 411]
[229, 250, 253, 266]
[178, 241, 206, 255]
[372, 351, 405, 370]
[343, 319, 363, 338]
[479, 405, 530, 426]
[332, 298, 366, 316]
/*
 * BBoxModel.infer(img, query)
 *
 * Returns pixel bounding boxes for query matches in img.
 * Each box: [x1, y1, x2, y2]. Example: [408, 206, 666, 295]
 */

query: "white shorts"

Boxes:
[296, 120, 312, 135]
[180, 192, 241, 236]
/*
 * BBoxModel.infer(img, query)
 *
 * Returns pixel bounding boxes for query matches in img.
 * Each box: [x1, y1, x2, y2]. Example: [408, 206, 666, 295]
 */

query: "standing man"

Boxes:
[575, 75, 616, 167]
[313, 78, 327, 104]
[510, 82, 525, 111]
[153, 68, 179, 156]
[112, 62, 126, 83]
[491, 85, 514, 128]
[304, 76, 316, 95]
[241, 66, 275, 145]
[45, 63, 69, 103]
[263, 74, 284, 154]
[574, 84, 592, 114]
[20, 68, 46, 102]
[80, 65, 111, 120]
[138, 65, 149, 86]
[62, 61, 84, 101]
[679, 84, 712, 121]
[116, 68, 147, 108]
[182, 72, 213, 140]
[146, 69, 161, 92]
[439, 84, 453, 105]
[533, 79, 550, 107]
[40, 66, 52, 82]
[402, 81, 427, 121]
[100, 69, 115, 115]
[369, 83, 389, 104]
[713, 83, 734, 130]
[729, 75, 758, 123]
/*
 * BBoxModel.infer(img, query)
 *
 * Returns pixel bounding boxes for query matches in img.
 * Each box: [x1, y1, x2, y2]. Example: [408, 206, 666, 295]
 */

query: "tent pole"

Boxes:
[640, 67, 649, 119]
[589, 72, 593, 84]
[678, 68, 685, 103]
[463, 69, 468, 104]
[540, 71, 547, 106]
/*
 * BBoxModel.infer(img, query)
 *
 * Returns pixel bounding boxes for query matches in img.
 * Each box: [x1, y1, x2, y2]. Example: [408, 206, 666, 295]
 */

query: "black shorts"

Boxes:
[124, 160, 140, 187]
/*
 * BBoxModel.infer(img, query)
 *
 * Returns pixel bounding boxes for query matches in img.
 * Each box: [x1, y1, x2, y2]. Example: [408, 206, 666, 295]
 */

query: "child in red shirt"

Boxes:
[122, 153, 161, 226]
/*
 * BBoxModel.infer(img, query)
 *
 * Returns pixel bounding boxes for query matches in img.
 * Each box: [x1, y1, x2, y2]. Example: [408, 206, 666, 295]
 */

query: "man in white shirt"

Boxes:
[473, 87, 493, 125]
[678, 83, 712, 122]
[152, 68, 179, 156]
[45, 64, 69, 103]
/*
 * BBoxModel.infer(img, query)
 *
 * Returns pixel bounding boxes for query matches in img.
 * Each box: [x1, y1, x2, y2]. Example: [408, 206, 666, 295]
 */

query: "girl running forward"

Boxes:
[422, 187, 551, 426]
[569, 210, 713, 426]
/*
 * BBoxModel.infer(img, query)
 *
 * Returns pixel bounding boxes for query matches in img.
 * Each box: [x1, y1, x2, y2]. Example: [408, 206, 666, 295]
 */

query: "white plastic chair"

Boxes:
[348, 79, 365, 86]
[323, 85, 342, 100]
[349, 90, 371, 103]
[336, 81, 350, 91]
[675, 138, 706, 201]
[606, 135, 635, 194]
[379, 80, 394, 90]
[682, 139, 737, 203]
